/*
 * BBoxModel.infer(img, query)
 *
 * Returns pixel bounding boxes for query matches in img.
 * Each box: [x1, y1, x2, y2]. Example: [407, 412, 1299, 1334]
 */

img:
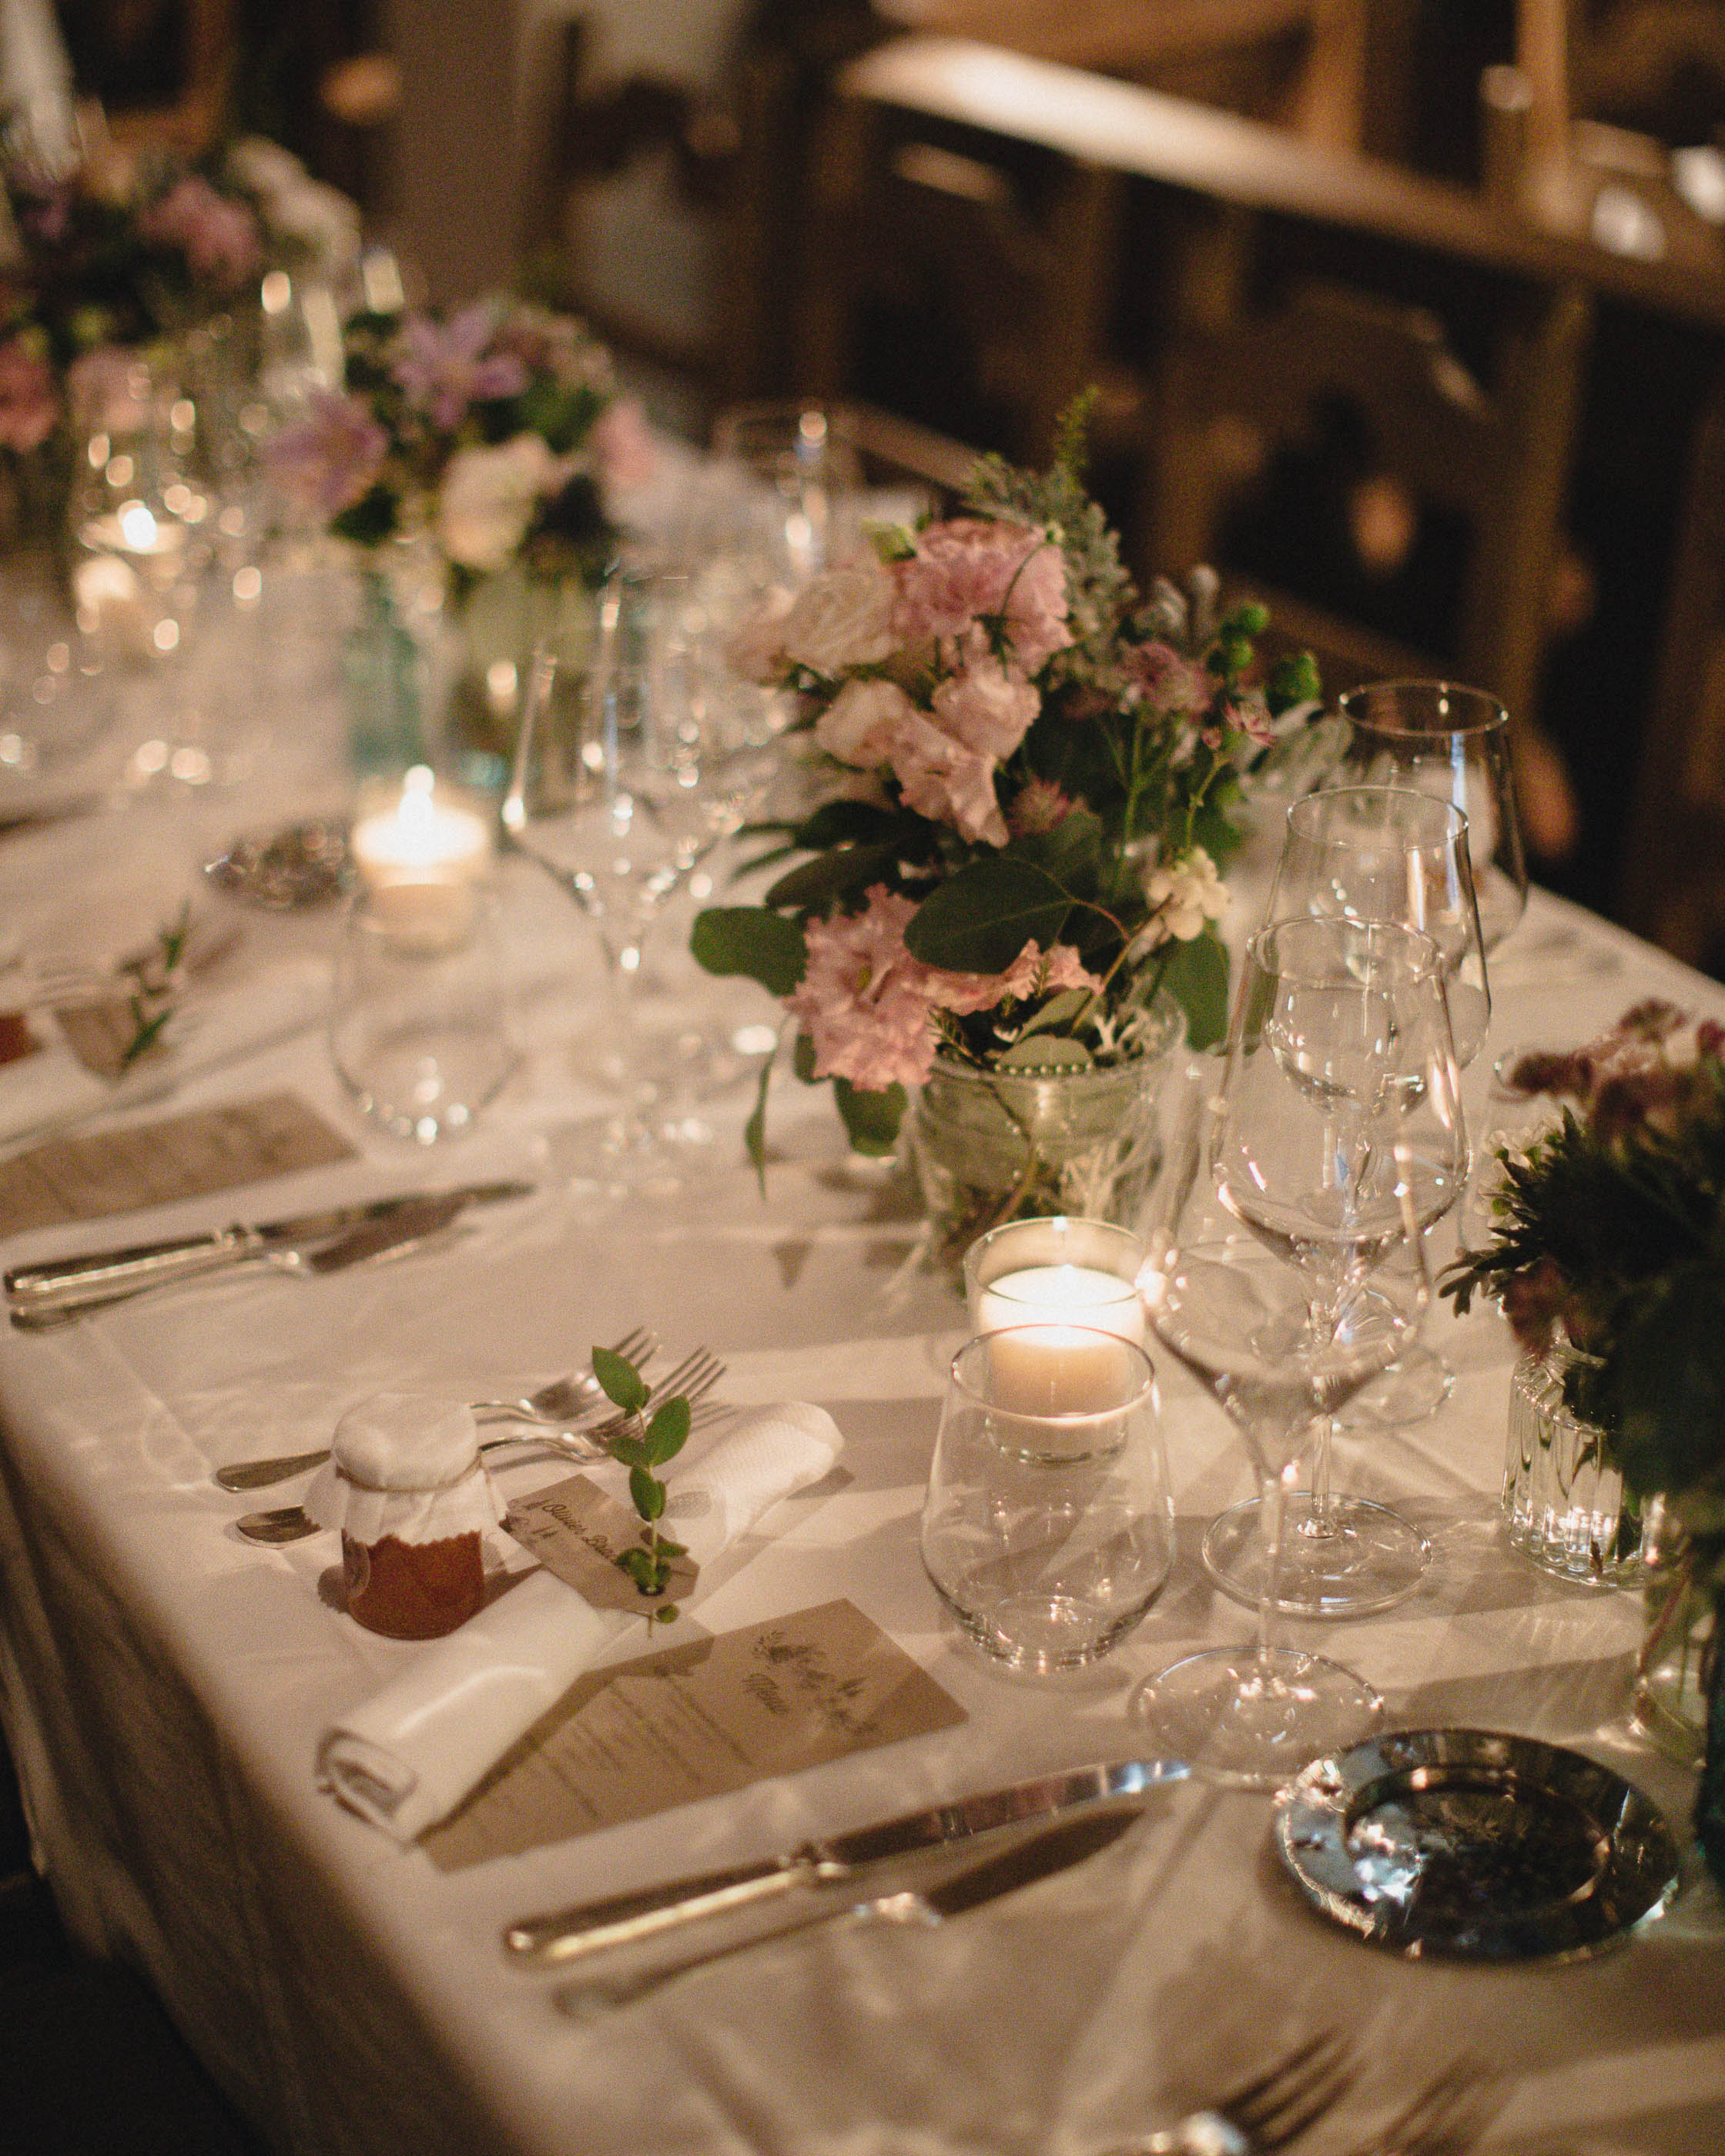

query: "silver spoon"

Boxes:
[214, 1328, 658, 1492]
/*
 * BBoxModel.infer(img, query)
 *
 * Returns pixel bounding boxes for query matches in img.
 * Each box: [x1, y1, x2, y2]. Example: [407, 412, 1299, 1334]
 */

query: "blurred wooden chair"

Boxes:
[1619, 368, 1725, 971]
[1139, 209, 1593, 823]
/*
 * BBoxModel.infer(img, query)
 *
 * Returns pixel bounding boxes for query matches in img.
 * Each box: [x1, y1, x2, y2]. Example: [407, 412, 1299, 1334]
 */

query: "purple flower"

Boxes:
[390, 306, 528, 430]
[136, 177, 261, 287]
[267, 390, 390, 515]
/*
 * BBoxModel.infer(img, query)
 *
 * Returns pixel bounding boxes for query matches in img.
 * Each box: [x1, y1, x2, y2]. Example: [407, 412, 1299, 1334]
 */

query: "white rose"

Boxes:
[437, 435, 560, 572]
[780, 559, 896, 675]
[815, 678, 914, 766]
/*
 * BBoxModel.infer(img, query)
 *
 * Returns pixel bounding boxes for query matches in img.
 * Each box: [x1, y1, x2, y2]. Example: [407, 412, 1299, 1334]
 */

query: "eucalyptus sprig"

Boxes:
[118, 902, 193, 1072]
[591, 1344, 691, 1622]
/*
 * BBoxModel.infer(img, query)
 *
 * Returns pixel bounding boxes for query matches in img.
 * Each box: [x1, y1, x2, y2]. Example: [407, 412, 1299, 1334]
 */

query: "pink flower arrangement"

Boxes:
[135, 176, 261, 288]
[268, 388, 389, 516]
[695, 417, 1321, 1166]
[0, 340, 58, 453]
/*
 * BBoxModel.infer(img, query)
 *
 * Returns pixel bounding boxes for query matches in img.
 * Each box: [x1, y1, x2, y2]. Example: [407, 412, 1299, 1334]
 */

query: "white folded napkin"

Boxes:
[317, 1401, 843, 1845]
[0, 954, 333, 1144]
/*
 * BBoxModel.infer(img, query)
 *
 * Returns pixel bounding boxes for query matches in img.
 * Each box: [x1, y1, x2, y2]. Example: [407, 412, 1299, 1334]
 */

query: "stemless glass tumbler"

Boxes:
[920, 1326, 1172, 1673]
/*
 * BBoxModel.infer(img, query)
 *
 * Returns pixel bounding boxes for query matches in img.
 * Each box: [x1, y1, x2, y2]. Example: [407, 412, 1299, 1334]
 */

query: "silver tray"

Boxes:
[1275, 1729, 1681, 1961]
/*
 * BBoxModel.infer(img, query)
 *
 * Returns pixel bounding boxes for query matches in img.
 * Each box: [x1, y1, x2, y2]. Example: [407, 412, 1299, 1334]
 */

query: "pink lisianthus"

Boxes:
[788, 886, 946, 1091]
[929, 644, 1040, 758]
[884, 709, 1008, 846]
[814, 678, 915, 766]
[891, 517, 1072, 673]
[267, 388, 390, 514]
[391, 305, 529, 429]
[586, 397, 657, 489]
[1007, 777, 1075, 839]
[137, 176, 261, 286]
[0, 339, 57, 452]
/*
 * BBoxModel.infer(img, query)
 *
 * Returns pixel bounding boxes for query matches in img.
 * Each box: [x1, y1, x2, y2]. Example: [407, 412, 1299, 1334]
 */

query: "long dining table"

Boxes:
[0, 603, 1722, 2156]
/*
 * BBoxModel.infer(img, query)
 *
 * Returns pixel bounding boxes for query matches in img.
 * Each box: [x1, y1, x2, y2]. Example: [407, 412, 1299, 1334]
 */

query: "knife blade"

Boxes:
[555, 1804, 1149, 2019]
[506, 1756, 1188, 1966]
[5, 1180, 534, 1314]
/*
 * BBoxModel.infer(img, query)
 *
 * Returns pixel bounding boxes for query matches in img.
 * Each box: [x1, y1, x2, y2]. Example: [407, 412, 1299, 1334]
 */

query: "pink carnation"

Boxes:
[137, 176, 260, 286]
[266, 388, 389, 514]
[928, 940, 1101, 1015]
[891, 517, 1072, 672]
[788, 886, 944, 1092]
[929, 648, 1039, 758]
[0, 339, 56, 452]
[884, 709, 1008, 846]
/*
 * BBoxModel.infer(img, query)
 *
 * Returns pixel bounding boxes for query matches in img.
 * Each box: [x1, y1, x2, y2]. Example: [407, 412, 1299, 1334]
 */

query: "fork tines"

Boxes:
[1222, 2031, 1358, 2151]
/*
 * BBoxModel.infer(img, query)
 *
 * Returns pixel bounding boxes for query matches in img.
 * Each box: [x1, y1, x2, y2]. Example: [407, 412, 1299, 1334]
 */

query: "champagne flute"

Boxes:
[1333, 679, 1527, 956]
[1131, 919, 1457, 1786]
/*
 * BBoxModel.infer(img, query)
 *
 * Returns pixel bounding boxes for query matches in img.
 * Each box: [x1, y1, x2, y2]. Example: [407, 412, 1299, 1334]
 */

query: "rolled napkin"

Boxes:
[317, 1401, 843, 1844]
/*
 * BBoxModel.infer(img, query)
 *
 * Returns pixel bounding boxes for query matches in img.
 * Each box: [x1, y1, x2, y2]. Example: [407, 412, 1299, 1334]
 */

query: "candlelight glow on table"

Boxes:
[963, 1217, 1147, 1345]
[351, 766, 494, 891]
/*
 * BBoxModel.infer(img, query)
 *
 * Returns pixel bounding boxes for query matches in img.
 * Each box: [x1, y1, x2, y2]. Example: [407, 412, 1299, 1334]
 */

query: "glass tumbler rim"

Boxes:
[1336, 678, 1509, 739]
[949, 1324, 1157, 1424]
[1285, 782, 1470, 851]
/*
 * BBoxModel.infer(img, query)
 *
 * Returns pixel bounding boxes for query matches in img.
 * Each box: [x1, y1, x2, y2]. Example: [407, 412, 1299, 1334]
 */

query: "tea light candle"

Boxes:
[976, 1260, 1146, 1345]
[352, 768, 492, 889]
[984, 1324, 1137, 1420]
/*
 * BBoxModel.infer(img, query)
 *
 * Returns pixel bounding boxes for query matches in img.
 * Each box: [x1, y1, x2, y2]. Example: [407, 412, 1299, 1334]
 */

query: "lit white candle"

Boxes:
[976, 1262, 1147, 1345]
[984, 1324, 1137, 1421]
[351, 766, 493, 890]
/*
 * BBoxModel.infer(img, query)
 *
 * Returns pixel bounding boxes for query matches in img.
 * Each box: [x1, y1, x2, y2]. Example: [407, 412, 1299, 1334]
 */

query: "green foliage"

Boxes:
[1154, 931, 1231, 1050]
[835, 1077, 906, 1154]
[594, 1345, 698, 1616]
[901, 858, 1075, 973]
[690, 908, 808, 996]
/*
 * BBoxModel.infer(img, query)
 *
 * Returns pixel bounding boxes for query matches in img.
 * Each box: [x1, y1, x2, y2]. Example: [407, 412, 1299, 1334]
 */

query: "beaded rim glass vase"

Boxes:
[908, 987, 1185, 1273]
[1502, 1328, 1648, 1585]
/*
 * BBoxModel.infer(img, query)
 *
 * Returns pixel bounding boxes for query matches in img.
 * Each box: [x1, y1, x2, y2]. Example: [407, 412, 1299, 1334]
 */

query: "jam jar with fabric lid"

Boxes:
[303, 1393, 504, 1638]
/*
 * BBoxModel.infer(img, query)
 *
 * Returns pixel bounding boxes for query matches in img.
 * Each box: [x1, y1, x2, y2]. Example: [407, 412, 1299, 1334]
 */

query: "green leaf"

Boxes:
[608, 1435, 651, 1470]
[995, 1034, 1093, 1070]
[1011, 810, 1103, 890]
[691, 909, 807, 996]
[654, 1602, 680, 1622]
[901, 859, 1073, 973]
[630, 1465, 667, 1521]
[645, 1397, 690, 1465]
[792, 1031, 819, 1083]
[835, 1077, 906, 1155]
[762, 845, 898, 913]
[744, 1053, 773, 1189]
[1157, 929, 1231, 1049]
[592, 1345, 650, 1414]
[616, 1546, 660, 1592]
[1013, 986, 1091, 1040]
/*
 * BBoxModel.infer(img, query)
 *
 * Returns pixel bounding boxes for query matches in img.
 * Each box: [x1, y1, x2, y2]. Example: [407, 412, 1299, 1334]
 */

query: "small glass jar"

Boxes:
[1502, 1330, 1647, 1584]
[303, 1393, 504, 1639]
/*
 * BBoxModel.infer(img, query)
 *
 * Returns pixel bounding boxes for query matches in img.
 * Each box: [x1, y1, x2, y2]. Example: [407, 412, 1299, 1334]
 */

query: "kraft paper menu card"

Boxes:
[423, 1598, 966, 1870]
[0, 1091, 355, 1232]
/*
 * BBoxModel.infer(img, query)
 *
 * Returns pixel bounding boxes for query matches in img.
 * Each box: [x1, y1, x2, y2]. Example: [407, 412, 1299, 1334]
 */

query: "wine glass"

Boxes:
[503, 578, 699, 1187]
[1131, 919, 1459, 1786]
[1333, 680, 1527, 956]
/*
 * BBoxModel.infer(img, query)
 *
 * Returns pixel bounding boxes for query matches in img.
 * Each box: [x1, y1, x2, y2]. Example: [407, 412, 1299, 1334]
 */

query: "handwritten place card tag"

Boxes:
[507, 1472, 699, 1612]
[0, 1090, 355, 1232]
[53, 998, 158, 1083]
[422, 1598, 967, 1871]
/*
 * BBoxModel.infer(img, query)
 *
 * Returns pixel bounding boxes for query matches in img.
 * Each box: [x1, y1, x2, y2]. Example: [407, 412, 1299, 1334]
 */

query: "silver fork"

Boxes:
[1338, 2061, 1504, 2156]
[214, 1328, 663, 1492]
[468, 1329, 658, 1424]
[1099, 2033, 1357, 2155]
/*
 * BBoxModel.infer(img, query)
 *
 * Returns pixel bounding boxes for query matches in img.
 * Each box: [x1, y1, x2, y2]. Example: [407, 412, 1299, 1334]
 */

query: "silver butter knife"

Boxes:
[507, 1757, 1188, 1966]
[5, 1180, 533, 1321]
[555, 1804, 1149, 2019]
[5, 1181, 532, 1311]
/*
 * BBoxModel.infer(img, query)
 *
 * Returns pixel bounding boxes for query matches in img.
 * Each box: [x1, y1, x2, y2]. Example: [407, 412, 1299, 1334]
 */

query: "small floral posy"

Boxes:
[591, 1344, 691, 1622]
[692, 399, 1321, 1170]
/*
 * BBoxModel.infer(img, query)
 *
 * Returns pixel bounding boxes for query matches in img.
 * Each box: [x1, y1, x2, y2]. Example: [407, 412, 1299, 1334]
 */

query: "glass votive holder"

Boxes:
[920, 1326, 1172, 1673]
[330, 882, 518, 1144]
[962, 1215, 1147, 1344]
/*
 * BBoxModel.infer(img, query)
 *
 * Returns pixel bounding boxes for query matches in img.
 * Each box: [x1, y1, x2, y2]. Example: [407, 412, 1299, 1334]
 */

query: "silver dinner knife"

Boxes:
[5, 1180, 534, 1316]
[506, 1757, 1188, 1966]
[555, 1803, 1150, 2018]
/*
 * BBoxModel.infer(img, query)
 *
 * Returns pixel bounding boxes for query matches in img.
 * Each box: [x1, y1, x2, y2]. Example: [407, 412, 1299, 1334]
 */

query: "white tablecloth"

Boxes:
[1, 730, 1722, 2155]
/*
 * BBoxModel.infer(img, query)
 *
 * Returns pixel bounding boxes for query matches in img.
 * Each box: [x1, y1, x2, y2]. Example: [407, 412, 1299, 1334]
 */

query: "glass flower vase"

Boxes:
[438, 567, 597, 797]
[1502, 1331, 1648, 1584]
[909, 988, 1184, 1273]
[344, 562, 429, 781]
